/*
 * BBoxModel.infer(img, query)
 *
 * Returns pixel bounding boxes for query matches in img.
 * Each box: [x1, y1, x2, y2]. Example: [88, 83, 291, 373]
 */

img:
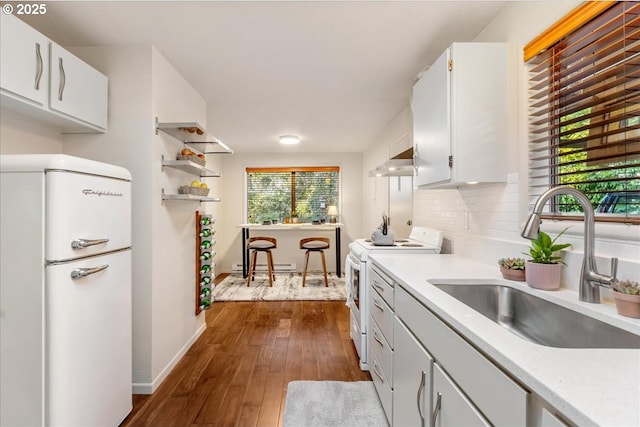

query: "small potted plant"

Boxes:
[611, 280, 640, 318]
[498, 257, 526, 281]
[523, 227, 571, 290]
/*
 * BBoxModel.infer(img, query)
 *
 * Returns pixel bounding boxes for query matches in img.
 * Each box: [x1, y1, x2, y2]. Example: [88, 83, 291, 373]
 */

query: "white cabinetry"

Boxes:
[0, 13, 48, 107]
[393, 318, 432, 427]
[0, 14, 107, 133]
[432, 364, 490, 427]
[49, 43, 108, 130]
[413, 43, 509, 187]
[394, 283, 527, 426]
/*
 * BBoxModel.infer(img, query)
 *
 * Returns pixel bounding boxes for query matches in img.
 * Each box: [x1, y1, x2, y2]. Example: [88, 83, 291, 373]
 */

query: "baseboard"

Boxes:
[132, 321, 207, 395]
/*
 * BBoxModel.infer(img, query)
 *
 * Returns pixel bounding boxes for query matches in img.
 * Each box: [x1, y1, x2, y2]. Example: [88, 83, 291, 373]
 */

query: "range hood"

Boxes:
[368, 147, 414, 177]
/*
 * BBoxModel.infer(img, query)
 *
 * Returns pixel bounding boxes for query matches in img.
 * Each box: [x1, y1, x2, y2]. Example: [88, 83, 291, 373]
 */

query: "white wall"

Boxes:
[408, 1, 640, 298]
[216, 152, 362, 274]
[0, 109, 64, 153]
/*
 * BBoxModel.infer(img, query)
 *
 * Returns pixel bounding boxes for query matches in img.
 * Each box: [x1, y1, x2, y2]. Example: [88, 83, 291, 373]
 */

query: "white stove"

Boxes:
[346, 227, 443, 370]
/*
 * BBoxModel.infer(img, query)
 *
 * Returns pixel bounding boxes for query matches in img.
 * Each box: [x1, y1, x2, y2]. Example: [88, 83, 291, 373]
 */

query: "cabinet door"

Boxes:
[50, 43, 108, 129]
[432, 364, 490, 427]
[413, 47, 450, 186]
[0, 14, 48, 106]
[393, 317, 433, 427]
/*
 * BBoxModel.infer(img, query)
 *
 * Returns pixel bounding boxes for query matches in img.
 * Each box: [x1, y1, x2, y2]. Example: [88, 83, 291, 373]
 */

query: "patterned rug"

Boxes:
[213, 273, 346, 301]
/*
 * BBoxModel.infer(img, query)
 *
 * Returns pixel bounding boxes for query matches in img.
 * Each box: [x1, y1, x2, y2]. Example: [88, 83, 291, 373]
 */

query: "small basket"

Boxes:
[179, 185, 210, 196]
[177, 153, 206, 166]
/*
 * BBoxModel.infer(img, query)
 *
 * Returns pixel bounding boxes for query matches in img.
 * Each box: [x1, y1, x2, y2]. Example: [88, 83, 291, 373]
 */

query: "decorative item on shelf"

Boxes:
[291, 211, 299, 223]
[522, 227, 571, 290]
[498, 257, 526, 281]
[327, 205, 338, 223]
[179, 180, 210, 196]
[611, 280, 640, 318]
[195, 211, 215, 314]
[177, 147, 206, 166]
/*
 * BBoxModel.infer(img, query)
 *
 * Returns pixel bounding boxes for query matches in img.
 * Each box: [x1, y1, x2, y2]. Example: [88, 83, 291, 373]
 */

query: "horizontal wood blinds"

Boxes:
[527, 1, 640, 223]
[245, 167, 340, 223]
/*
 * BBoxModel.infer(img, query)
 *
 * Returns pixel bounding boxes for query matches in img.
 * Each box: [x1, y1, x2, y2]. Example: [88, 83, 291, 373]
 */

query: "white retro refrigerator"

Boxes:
[0, 155, 132, 426]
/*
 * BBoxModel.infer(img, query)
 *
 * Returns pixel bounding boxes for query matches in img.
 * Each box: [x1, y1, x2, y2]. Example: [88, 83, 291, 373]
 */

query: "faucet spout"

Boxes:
[520, 186, 617, 303]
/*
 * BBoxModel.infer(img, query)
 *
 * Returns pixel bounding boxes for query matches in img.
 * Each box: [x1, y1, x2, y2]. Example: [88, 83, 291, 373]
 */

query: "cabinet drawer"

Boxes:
[396, 285, 528, 427]
[369, 316, 392, 381]
[370, 265, 394, 308]
[369, 289, 394, 348]
[370, 351, 392, 423]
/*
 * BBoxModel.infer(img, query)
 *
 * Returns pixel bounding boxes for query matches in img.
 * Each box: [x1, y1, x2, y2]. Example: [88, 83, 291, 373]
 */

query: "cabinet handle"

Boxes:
[373, 331, 384, 348]
[373, 299, 384, 312]
[372, 362, 384, 383]
[35, 43, 43, 90]
[417, 370, 427, 425]
[71, 264, 109, 280]
[432, 392, 442, 427]
[58, 57, 66, 101]
[373, 281, 385, 292]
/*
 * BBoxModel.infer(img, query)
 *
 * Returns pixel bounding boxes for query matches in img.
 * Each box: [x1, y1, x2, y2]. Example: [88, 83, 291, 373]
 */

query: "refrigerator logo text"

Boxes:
[82, 189, 124, 197]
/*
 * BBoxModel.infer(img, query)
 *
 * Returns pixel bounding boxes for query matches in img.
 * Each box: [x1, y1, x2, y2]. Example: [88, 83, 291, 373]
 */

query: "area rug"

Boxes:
[283, 381, 388, 427]
[213, 273, 346, 301]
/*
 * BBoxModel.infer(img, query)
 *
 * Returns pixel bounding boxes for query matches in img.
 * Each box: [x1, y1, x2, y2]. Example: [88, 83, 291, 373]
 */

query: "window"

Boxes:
[526, 1, 640, 224]
[246, 167, 340, 223]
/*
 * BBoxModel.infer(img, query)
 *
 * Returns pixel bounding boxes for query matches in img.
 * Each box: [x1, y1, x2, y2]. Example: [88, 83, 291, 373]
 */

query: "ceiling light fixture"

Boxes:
[279, 135, 300, 145]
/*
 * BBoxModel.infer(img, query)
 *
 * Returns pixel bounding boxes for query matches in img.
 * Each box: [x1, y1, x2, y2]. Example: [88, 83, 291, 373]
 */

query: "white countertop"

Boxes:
[368, 253, 640, 427]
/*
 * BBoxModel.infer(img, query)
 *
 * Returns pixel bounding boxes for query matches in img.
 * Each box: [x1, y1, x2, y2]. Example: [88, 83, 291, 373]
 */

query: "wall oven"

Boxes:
[347, 227, 443, 370]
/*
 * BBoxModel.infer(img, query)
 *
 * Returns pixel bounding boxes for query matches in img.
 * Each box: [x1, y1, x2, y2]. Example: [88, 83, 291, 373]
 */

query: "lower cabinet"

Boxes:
[432, 364, 490, 427]
[392, 317, 432, 427]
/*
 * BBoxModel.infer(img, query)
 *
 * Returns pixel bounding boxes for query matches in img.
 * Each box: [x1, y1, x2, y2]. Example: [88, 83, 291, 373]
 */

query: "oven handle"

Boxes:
[347, 252, 361, 268]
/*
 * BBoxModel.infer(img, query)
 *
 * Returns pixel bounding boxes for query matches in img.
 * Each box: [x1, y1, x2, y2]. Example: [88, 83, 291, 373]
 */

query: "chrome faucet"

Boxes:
[521, 186, 618, 303]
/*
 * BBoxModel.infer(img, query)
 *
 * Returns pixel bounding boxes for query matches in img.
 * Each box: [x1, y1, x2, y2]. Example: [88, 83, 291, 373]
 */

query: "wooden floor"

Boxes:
[120, 298, 370, 427]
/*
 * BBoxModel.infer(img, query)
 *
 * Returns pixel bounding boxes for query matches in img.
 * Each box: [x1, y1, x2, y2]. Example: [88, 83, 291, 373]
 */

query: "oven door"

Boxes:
[346, 253, 361, 316]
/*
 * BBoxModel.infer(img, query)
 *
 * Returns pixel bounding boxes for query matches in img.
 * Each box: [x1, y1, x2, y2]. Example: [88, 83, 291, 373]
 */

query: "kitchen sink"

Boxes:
[433, 283, 640, 349]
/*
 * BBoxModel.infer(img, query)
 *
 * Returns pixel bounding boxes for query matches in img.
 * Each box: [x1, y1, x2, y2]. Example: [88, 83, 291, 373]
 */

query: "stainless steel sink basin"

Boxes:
[433, 283, 640, 349]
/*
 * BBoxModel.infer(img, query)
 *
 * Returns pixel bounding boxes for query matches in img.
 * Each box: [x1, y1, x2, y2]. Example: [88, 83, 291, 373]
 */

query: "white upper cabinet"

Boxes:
[413, 43, 510, 187]
[49, 43, 108, 130]
[0, 13, 49, 107]
[0, 14, 107, 133]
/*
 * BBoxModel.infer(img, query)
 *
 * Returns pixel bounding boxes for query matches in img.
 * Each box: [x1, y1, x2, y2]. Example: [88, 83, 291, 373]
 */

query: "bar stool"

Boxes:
[246, 237, 277, 287]
[299, 237, 330, 287]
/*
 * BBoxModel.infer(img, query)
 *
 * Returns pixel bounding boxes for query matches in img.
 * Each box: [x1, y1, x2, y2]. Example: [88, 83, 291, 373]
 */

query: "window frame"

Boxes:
[525, 0, 640, 225]
[244, 166, 341, 223]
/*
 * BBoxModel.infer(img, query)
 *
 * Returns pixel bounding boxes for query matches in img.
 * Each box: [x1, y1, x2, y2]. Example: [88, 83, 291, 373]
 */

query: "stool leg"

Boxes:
[302, 250, 310, 287]
[320, 250, 328, 287]
[269, 249, 276, 281]
[247, 250, 257, 286]
[266, 250, 274, 287]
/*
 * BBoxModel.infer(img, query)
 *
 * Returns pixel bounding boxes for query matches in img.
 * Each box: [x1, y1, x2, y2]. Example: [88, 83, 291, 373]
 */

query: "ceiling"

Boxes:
[20, 1, 508, 154]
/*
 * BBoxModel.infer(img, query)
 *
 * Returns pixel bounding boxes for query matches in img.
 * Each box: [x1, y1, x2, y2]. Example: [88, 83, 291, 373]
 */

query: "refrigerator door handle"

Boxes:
[71, 264, 109, 280]
[71, 238, 110, 249]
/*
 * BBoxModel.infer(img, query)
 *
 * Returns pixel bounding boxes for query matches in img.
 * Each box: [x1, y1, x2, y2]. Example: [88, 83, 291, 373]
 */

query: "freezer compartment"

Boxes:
[46, 250, 132, 426]
[46, 171, 131, 261]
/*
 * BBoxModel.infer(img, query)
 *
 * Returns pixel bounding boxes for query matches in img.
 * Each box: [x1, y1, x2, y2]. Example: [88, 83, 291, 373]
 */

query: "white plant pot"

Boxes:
[525, 261, 562, 290]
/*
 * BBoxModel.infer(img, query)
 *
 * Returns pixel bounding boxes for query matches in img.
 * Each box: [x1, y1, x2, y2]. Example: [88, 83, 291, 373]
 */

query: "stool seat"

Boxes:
[299, 237, 330, 287]
[246, 237, 277, 287]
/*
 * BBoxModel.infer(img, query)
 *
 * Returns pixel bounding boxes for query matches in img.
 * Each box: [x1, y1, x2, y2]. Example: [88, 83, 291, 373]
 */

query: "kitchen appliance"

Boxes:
[0, 154, 132, 427]
[370, 214, 395, 246]
[346, 226, 443, 370]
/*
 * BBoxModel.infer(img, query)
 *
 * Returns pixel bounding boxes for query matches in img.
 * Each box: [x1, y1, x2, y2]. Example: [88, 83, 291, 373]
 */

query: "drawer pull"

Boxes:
[432, 391, 442, 427]
[417, 370, 427, 424]
[373, 281, 385, 292]
[373, 299, 385, 311]
[373, 362, 384, 383]
[373, 332, 385, 347]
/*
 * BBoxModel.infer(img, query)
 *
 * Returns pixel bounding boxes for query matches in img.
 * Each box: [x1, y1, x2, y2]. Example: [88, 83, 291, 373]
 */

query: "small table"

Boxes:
[238, 223, 343, 278]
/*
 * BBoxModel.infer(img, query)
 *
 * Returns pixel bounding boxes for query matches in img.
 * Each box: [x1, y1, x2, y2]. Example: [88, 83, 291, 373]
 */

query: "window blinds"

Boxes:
[527, 1, 640, 223]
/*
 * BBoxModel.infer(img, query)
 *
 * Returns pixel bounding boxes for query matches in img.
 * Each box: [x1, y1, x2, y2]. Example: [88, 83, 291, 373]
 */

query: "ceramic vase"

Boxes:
[612, 292, 640, 318]
[525, 261, 562, 290]
[499, 267, 526, 282]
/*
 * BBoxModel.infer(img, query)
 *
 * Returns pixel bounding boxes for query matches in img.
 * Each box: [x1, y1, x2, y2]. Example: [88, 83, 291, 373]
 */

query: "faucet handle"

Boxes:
[610, 257, 618, 281]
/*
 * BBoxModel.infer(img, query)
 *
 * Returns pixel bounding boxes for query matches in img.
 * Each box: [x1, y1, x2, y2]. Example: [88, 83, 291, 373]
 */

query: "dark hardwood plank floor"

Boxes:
[120, 291, 370, 427]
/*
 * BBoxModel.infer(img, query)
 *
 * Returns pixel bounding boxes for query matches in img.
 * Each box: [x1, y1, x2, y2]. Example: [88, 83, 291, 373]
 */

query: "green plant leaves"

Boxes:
[523, 227, 571, 264]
